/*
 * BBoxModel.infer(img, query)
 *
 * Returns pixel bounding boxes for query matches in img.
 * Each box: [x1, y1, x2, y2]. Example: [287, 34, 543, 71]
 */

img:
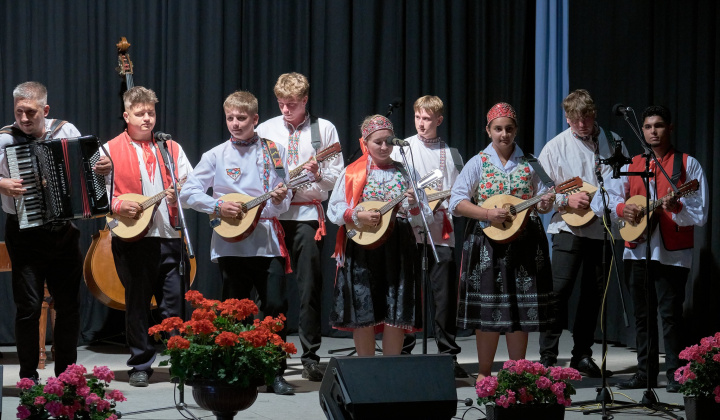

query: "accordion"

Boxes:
[6, 135, 110, 229]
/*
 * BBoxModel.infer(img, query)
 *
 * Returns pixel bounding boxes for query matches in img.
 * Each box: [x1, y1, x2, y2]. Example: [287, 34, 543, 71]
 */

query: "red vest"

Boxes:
[625, 148, 693, 251]
[107, 131, 180, 227]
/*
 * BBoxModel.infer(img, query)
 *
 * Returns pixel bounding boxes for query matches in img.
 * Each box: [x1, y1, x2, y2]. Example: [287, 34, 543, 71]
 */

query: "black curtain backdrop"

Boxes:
[568, 0, 720, 346]
[0, 1, 537, 344]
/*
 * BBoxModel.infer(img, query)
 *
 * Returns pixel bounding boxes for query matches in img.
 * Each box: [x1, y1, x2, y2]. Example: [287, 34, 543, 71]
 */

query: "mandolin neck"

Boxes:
[379, 193, 408, 215]
[427, 190, 451, 202]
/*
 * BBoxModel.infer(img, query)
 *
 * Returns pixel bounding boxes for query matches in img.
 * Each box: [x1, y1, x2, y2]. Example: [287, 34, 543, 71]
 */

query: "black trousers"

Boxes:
[627, 259, 688, 380]
[218, 255, 288, 373]
[539, 232, 607, 361]
[112, 236, 187, 374]
[403, 245, 461, 355]
[281, 220, 324, 365]
[6, 217, 82, 379]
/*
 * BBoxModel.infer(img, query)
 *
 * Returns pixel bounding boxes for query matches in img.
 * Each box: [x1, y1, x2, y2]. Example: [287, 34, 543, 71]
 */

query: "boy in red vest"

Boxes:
[103, 86, 194, 387]
[612, 105, 708, 392]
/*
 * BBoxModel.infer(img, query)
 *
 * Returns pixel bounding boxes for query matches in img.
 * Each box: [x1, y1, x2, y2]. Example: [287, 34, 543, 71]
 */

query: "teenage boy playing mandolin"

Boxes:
[103, 86, 193, 387]
[256, 72, 344, 383]
[179, 91, 295, 395]
[608, 105, 708, 392]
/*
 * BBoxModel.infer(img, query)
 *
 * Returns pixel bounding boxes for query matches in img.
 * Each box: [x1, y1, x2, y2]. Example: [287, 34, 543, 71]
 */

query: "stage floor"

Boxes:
[1, 333, 686, 419]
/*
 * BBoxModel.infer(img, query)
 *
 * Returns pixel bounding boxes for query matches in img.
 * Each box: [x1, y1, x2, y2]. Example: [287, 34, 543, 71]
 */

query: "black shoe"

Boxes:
[302, 362, 324, 382]
[570, 357, 613, 378]
[267, 375, 294, 395]
[129, 371, 149, 387]
[540, 355, 557, 368]
[666, 379, 681, 393]
[615, 373, 656, 389]
[453, 360, 469, 378]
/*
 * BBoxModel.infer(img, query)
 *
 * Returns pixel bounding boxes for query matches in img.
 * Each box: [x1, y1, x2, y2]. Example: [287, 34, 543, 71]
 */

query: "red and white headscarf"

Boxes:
[486, 102, 517, 127]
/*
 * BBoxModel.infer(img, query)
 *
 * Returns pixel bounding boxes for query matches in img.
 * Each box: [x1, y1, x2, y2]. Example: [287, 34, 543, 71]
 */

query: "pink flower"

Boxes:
[16, 378, 36, 390]
[58, 364, 87, 387]
[476, 376, 499, 398]
[96, 399, 111, 411]
[17, 405, 31, 420]
[496, 394, 509, 408]
[536, 376, 552, 389]
[106, 389, 127, 402]
[714, 385, 720, 403]
[34, 396, 47, 405]
[46, 401, 64, 417]
[108, 415, 118, 420]
[43, 377, 65, 396]
[93, 365, 115, 383]
[86, 393, 102, 406]
[76, 385, 90, 397]
[519, 387, 534, 403]
[714, 353, 720, 363]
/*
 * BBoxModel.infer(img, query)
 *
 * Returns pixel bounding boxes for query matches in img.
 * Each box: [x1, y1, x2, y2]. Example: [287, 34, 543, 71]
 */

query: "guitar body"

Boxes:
[106, 193, 158, 241]
[210, 193, 265, 242]
[618, 195, 653, 242]
[480, 194, 531, 243]
[83, 227, 196, 310]
[561, 183, 598, 227]
[349, 200, 400, 249]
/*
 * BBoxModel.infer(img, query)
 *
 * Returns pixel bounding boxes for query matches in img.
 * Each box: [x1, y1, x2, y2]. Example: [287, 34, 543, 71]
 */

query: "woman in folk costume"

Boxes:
[449, 103, 557, 380]
[327, 115, 432, 356]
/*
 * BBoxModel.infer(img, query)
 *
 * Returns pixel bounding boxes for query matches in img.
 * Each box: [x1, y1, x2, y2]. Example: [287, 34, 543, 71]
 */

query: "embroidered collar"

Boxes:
[370, 162, 396, 170]
[231, 134, 259, 146]
[418, 135, 442, 144]
[284, 113, 310, 133]
[571, 122, 600, 142]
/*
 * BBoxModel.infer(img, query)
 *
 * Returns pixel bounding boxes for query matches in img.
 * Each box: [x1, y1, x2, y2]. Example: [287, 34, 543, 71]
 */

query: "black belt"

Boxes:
[7, 214, 70, 232]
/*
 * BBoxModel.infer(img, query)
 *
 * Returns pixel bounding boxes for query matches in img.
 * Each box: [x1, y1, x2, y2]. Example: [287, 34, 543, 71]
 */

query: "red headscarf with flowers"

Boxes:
[486, 102, 517, 127]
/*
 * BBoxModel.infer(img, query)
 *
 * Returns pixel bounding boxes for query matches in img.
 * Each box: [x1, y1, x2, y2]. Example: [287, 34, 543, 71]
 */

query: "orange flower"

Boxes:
[167, 336, 191, 350]
[201, 299, 221, 310]
[148, 317, 185, 338]
[191, 308, 217, 322]
[185, 290, 205, 307]
[184, 319, 216, 335]
[215, 332, 240, 347]
[238, 330, 269, 348]
[217, 298, 258, 321]
[281, 342, 297, 354]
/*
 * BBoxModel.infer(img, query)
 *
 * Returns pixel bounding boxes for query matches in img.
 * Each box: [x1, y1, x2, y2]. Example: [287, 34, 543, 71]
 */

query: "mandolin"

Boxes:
[346, 169, 442, 248]
[618, 179, 699, 242]
[210, 173, 313, 242]
[106, 179, 186, 241]
[424, 187, 452, 212]
[288, 142, 342, 179]
[560, 181, 599, 227]
[482, 177, 582, 243]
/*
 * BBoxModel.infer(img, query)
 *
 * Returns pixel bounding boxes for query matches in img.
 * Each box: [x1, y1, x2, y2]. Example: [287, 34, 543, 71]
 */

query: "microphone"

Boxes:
[154, 131, 173, 141]
[385, 135, 409, 147]
[599, 138, 632, 179]
[612, 103, 632, 116]
[385, 97, 403, 117]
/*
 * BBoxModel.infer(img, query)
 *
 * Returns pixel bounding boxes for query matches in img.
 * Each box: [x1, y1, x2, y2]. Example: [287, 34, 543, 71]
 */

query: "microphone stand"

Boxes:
[396, 146, 440, 355]
[118, 137, 198, 419]
[582, 109, 683, 419]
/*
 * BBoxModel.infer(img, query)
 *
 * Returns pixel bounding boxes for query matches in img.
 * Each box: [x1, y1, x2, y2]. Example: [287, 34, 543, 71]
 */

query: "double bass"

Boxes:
[83, 37, 196, 310]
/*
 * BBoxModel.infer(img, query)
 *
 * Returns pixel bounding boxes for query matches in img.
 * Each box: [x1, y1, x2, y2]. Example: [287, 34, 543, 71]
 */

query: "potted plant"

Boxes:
[674, 332, 720, 420]
[16, 364, 125, 419]
[148, 290, 297, 420]
[476, 359, 582, 420]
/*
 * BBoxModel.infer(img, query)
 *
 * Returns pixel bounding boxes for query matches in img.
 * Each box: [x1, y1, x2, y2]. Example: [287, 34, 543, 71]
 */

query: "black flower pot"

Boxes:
[188, 380, 259, 420]
[485, 403, 565, 420]
[684, 396, 720, 420]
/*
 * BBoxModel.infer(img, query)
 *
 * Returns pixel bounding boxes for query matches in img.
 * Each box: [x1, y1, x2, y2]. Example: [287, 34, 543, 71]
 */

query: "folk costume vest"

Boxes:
[624, 148, 693, 251]
[107, 131, 180, 227]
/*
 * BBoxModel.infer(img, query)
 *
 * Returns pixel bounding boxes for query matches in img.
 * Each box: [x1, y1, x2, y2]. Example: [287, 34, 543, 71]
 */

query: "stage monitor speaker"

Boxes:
[319, 354, 457, 420]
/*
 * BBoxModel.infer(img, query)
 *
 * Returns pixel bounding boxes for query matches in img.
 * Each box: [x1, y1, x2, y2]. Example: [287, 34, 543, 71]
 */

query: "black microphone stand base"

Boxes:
[580, 389, 684, 419]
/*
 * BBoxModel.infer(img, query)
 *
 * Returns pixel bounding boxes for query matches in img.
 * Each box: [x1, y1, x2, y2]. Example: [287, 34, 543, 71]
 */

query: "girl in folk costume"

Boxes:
[449, 103, 556, 380]
[328, 115, 432, 356]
